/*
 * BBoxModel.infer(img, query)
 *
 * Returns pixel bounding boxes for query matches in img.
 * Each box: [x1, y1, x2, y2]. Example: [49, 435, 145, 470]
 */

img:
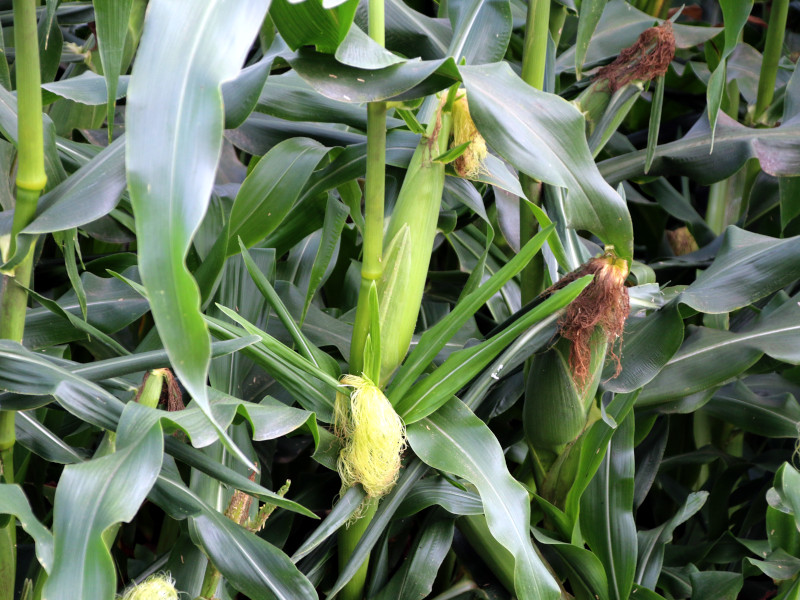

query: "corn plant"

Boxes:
[1, 1, 800, 599]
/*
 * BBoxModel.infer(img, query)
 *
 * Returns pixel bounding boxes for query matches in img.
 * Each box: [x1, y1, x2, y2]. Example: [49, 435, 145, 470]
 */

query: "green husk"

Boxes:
[378, 102, 454, 384]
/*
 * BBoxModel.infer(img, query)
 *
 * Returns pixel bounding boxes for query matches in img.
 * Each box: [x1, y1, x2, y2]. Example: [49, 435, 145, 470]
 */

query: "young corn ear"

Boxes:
[575, 21, 675, 135]
[119, 574, 178, 600]
[377, 102, 454, 383]
[525, 252, 629, 472]
[334, 374, 406, 498]
[451, 93, 487, 178]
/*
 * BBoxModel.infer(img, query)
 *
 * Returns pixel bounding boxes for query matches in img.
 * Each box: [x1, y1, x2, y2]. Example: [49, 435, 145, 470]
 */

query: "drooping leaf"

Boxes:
[461, 63, 633, 261]
[408, 399, 561, 600]
[126, 0, 270, 466]
[601, 112, 800, 186]
[42, 403, 164, 600]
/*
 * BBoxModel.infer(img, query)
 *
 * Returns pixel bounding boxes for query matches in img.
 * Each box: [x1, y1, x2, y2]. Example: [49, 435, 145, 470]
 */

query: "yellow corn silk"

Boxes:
[334, 375, 406, 498]
[120, 574, 178, 600]
[451, 93, 487, 178]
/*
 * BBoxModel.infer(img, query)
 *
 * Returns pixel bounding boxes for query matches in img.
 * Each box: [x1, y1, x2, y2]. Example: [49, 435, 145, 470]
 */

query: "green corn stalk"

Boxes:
[0, 3, 48, 596]
[377, 100, 454, 384]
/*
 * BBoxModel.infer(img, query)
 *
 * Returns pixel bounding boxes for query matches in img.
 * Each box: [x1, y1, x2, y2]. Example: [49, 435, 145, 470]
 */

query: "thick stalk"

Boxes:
[754, 0, 789, 121]
[342, 0, 386, 597]
[519, 0, 550, 304]
[0, 3, 47, 597]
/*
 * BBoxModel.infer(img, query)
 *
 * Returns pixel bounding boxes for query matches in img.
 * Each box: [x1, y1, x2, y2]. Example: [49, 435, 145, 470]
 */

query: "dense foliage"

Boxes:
[1, 1, 800, 599]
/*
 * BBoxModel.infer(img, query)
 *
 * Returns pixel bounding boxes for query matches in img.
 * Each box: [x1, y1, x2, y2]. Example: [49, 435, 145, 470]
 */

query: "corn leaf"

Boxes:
[408, 399, 561, 600]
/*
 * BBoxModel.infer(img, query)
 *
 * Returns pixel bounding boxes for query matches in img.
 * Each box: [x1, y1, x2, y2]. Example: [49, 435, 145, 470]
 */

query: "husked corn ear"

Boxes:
[452, 93, 487, 178]
[378, 105, 454, 383]
[335, 374, 406, 499]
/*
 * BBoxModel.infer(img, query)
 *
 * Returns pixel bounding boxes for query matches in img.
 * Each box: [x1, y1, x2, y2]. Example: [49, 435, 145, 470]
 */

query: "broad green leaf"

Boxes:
[707, 1, 753, 142]
[387, 224, 554, 402]
[772, 463, 800, 534]
[221, 48, 284, 129]
[270, 0, 358, 53]
[18, 136, 126, 234]
[16, 411, 86, 465]
[461, 63, 633, 261]
[288, 50, 457, 103]
[373, 513, 454, 600]
[43, 403, 164, 600]
[602, 303, 684, 393]
[335, 24, 406, 69]
[41, 72, 130, 106]
[397, 275, 591, 423]
[580, 412, 636, 600]
[408, 399, 560, 600]
[93, 0, 133, 141]
[193, 510, 319, 599]
[395, 477, 483, 518]
[257, 70, 403, 129]
[227, 138, 328, 255]
[26, 287, 129, 356]
[575, 0, 607, 79]
[639, 294, 800, 407]
[126, 0, 269, 467]
[446, 0, 512, 65]
[0, 484, 54, 572]
[679, 227, 800, 313]
[705, 381, 800, 439]
[600, 112, 800, 186]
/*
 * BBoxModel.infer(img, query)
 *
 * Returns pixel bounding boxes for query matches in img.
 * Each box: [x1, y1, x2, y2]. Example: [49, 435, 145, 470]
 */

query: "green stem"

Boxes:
[338, 497, 378, 600]
[0, 3, 47, 596]
[198, 560, 222, 600]
[349, 101, 387, 375]
[342, 1, 386, 598]
[519, 0, 550, 304]
[548, 3, 567, 47]
[754, 0, 789, 121]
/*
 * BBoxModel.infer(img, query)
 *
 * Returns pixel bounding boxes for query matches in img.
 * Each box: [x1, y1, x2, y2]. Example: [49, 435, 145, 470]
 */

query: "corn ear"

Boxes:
[451, 93, 487, 178]
[378, 105, 454, 383]
[524, 330, 606, 459]
[119, 574, 178, 600]
[335, 374, 406, 499]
